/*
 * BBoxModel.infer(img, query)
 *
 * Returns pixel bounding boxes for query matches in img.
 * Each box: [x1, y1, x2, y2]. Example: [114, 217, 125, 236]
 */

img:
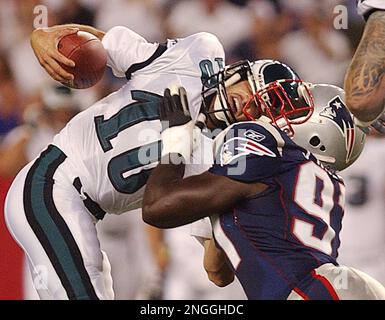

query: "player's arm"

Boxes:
[344, 11, 385, 125]
[203, 238, 235, 287]
[143, 159, 264, 228]
[31, 24, 105, 82]
[142, 87, 266, 228]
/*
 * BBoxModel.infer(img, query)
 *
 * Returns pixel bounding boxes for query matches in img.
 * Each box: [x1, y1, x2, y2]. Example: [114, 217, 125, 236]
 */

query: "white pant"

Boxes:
[287, 263, 385, 300]
[5, 154, 114, 300]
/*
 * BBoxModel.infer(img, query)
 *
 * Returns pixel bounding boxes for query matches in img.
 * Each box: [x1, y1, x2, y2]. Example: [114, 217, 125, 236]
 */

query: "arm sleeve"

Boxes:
[209, 122, 284, 183]
[101, 26, 159, 78]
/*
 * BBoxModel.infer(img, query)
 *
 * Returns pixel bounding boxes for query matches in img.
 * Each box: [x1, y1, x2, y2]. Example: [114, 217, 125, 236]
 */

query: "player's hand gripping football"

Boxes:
[31, 27, 78, 82]
[159, 87, 201, 163]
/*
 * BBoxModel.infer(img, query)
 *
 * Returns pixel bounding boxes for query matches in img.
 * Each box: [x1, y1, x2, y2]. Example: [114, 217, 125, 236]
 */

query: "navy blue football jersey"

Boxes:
[209, 121, 345, 300]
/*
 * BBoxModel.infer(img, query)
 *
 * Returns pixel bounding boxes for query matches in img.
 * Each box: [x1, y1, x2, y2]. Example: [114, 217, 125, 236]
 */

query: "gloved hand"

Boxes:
[159, 86, 195, 162]
[160, 86, 191, 129]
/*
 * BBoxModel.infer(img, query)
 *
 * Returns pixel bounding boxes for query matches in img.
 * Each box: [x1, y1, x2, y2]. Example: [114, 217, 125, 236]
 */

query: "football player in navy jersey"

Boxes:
[143, 60, 385, 299]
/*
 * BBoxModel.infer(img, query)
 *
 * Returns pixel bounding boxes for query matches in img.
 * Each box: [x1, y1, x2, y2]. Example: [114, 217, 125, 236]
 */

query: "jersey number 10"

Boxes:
[94, 90, 162, 194]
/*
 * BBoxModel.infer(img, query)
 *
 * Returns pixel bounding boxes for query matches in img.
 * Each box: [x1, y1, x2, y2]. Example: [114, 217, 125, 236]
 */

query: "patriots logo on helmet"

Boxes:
[220, 137, 276, 165]
[320, 96, 355, 163]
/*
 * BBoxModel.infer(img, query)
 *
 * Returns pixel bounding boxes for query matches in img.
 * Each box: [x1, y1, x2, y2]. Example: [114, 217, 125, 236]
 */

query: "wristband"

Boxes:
[161, 120, 195, 160]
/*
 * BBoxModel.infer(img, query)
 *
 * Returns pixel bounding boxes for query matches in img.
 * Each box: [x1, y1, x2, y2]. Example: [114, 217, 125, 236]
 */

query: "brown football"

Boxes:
[57, 31, 107, 89]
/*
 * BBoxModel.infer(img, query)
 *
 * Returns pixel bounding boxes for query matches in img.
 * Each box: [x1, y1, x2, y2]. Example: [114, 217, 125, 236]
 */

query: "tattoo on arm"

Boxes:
[345, 11, 385, 120]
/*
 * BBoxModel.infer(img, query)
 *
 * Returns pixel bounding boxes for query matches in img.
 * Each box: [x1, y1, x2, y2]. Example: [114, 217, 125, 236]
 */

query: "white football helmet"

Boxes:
[291, 84, 366, 171]
[201, 59, 314, 132]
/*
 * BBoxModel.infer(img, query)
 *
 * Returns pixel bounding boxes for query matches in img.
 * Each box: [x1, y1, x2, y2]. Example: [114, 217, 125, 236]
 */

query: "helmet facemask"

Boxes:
[243, 79, 315, 136]
[201, 60, 314, 133]
[201, 60, 256, 129]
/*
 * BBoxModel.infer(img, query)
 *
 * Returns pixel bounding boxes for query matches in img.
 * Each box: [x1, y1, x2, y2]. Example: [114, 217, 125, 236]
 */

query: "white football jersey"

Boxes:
[357, 0, 385, 18]
[338, 137, 385, 271]
[52, 26, 225, 215]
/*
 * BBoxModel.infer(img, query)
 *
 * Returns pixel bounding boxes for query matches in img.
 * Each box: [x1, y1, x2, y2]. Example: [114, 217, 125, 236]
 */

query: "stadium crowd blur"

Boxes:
[1, 0, 385, 300]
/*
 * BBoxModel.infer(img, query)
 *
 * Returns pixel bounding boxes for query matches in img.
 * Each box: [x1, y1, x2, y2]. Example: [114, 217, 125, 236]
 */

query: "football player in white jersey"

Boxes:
[5, 24, 225, 300]
[345, 0, 385, 133]
[1, 84, 158, 300]
[7, 23, 364, 300]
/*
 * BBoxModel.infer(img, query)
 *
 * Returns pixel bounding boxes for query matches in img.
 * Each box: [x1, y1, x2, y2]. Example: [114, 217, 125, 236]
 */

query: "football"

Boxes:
[57, 31, 107, 89]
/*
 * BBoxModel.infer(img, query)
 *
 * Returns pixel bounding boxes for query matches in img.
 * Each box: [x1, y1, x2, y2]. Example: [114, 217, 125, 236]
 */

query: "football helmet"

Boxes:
[291, 84, 366, 171]
[201, 59, 314, 133]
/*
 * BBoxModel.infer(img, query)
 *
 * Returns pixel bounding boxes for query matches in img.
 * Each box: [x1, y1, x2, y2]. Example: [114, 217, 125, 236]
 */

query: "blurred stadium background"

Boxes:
[1, 0, 384, 300]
